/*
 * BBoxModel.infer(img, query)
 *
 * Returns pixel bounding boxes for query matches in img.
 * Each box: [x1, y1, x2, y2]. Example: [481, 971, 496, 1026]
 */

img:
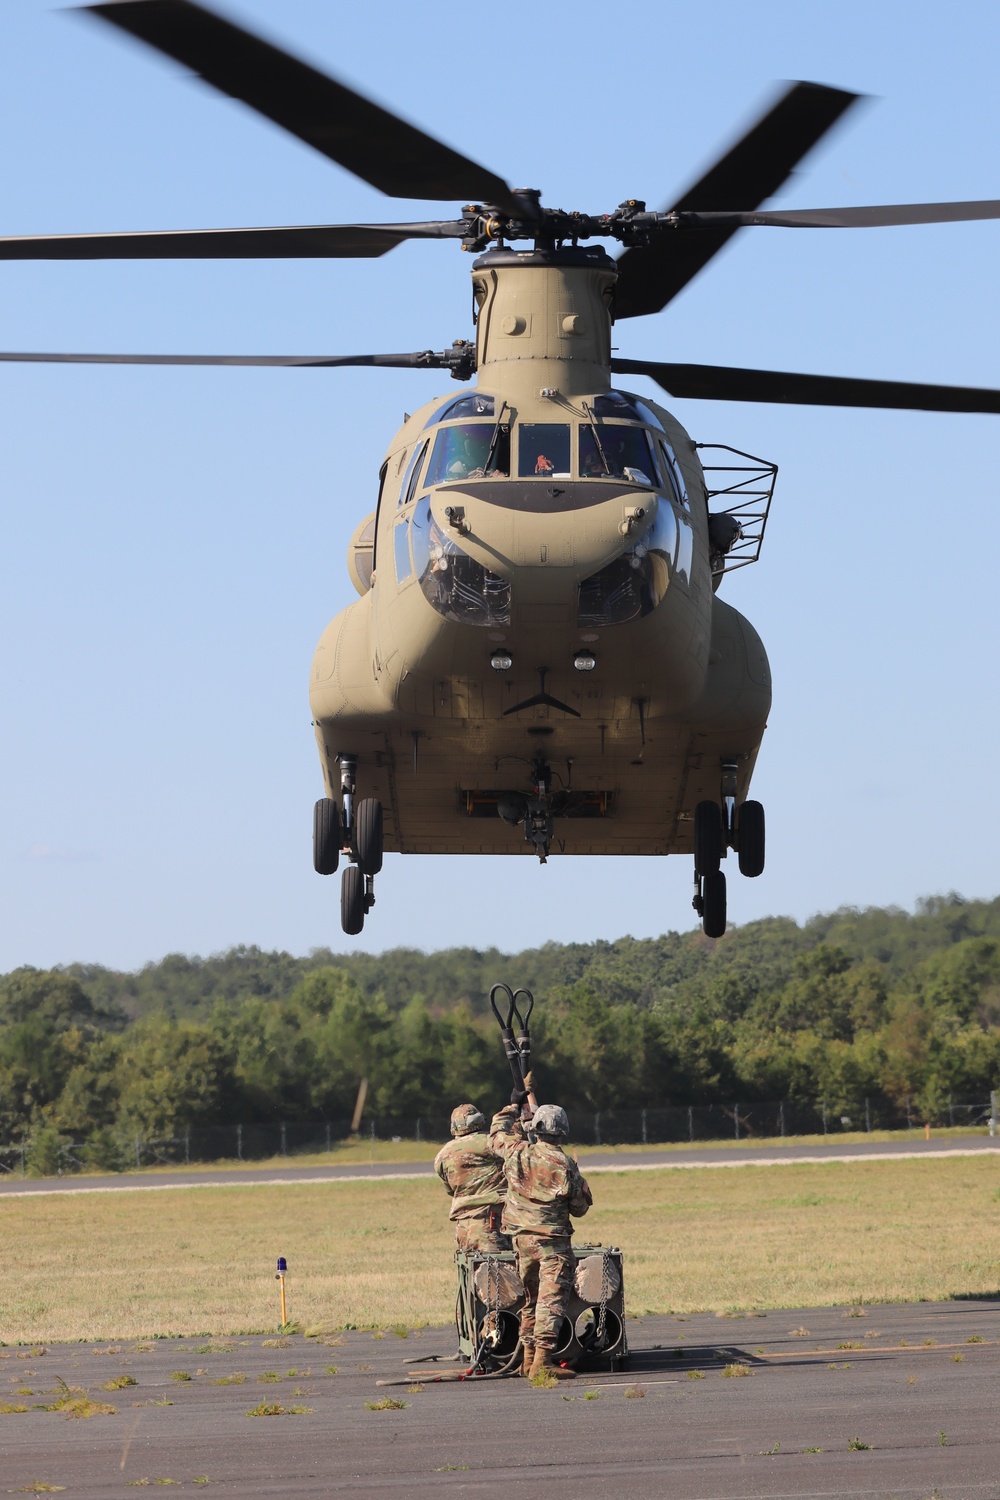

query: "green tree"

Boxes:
[115, 1019, 224, 1137]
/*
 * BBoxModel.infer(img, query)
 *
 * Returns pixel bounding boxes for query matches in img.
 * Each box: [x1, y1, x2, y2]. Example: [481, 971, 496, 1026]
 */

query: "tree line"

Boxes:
[3, 893, 1000, 1171]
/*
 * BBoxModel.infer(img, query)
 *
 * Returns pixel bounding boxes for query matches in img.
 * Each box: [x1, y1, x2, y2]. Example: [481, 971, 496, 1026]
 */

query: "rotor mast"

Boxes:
[472, 241, 616, 400]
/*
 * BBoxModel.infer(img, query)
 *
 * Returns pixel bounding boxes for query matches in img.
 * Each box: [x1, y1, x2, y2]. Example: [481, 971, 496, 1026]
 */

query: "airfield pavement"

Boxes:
[3, 1300, 999, 1498]
[2, 1132, 998, 1195]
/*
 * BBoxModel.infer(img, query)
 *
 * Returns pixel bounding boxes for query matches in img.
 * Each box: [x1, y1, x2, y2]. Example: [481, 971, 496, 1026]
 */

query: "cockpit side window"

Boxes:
[398, 440, 428, 508]
[393, 517, 413, 583]
[658, 439, 691, 511]
[425, 423, 508, 484]
[580, 424, 655, 485]
[518, 423, 571, 478]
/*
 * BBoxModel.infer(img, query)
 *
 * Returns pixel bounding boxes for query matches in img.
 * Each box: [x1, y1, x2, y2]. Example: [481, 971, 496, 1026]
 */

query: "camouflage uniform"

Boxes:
[434, 1109, 509, 1254]
[489, 1105, 592, 1353]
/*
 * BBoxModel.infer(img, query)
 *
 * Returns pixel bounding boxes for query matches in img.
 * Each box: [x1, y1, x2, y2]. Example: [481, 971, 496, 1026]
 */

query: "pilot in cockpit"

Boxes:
[444, 425, 508, 481]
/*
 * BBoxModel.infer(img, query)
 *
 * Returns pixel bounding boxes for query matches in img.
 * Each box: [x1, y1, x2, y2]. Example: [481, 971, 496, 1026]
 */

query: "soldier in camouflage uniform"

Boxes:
[489, 1098, 592, 1380]
[434, 1103, 510, 1253]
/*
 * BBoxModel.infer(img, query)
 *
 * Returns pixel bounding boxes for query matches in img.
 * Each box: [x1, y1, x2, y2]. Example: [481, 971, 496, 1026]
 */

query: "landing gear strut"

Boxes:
[691, 760, 766, 938]
[313, 753, 384, 935]
[524, 759, 554, 863]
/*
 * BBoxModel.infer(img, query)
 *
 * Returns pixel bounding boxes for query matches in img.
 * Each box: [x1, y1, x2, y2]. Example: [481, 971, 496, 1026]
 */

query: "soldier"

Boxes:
[490, 1094, 592, 1380]
[433, 1103, 509, 1253]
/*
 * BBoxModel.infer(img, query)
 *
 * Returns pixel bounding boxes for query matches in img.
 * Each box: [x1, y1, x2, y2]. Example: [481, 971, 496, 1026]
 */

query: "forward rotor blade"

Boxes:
[86, 0, 520, 212]
[611, 357, 1000, 414]
[614, 81, 859, 319]
[0, 350, 463, 368]
[0, 222, 462, 261]
[677, 199, 1000, 229]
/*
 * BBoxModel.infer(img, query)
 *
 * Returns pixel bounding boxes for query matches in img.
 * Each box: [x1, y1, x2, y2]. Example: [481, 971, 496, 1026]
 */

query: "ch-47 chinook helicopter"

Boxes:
[6, 1, 1000, 939]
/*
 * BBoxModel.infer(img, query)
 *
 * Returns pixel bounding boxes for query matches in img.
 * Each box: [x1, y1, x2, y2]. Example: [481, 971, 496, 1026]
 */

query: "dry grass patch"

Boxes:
[246, 1401, 312, 1417]
[50, 1387, 117, 1418]
[3, 1157, 999, 1341]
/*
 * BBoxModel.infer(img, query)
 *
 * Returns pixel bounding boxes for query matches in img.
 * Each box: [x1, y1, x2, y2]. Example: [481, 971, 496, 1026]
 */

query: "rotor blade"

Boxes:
[0, 222, 463, 261]
[0, 350, 463, 368]
[86, 0, 520, 212]
[614, 81, 860, 319]
[676, 199, 1000, 229]
[611, 358, 1000, 414]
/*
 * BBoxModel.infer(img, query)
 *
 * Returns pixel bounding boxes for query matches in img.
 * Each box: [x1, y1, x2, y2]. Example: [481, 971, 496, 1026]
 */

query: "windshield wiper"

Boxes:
[582, 401, 611, 474]
[486, 400, 510, 473]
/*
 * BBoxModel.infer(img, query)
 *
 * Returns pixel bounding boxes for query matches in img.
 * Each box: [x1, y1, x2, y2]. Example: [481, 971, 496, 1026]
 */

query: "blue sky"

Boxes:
[2, 0, 999, 971]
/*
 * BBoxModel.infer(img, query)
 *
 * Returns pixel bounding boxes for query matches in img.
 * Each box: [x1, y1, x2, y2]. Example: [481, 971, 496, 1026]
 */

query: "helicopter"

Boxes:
[5, 2, 1000, 941]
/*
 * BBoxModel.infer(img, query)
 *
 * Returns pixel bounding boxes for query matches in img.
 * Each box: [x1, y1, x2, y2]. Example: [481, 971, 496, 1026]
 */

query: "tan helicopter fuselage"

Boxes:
[309, 248, 770, 858]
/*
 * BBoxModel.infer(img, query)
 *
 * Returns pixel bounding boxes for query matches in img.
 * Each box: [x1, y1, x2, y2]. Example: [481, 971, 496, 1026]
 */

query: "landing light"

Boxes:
[491, 652, 514, 672]
[573, 651, 597, 672]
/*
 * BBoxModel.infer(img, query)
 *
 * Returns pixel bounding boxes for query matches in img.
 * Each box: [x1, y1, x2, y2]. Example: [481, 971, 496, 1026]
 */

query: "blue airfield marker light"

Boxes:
[276, 1256, 288, 1328]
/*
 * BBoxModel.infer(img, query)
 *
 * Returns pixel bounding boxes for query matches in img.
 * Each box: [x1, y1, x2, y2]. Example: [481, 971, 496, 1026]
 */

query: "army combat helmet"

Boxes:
[450, 1103, 486, 1136]
[532, 1104, 569, 1141]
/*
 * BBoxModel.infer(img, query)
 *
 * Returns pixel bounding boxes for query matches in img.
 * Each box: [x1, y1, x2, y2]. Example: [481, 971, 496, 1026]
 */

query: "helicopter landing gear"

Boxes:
[330, 753, 383, 934]
[313, 798, 341, 875]
[691, 762, 764, 937]
[693, 800, 723, 877]
[355, 797, 384, 876]
[692, 855, 728, 938]
[692, 798, 726, 936]
[340, 858, 377, 935]
[341, 865, 364, 935]
[524, 759, 554, 863]
[701, 870, 727, 938]
[736, 799, 765, 877]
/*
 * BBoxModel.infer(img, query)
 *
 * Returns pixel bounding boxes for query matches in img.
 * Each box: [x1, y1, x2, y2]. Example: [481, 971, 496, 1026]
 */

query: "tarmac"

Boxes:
[3, 1133, 998, 1195]
[3, 1300, 999, 1497]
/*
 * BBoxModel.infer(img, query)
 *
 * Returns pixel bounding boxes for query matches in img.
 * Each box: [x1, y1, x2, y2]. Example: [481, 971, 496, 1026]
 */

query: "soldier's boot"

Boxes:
[529, 1349, 576, 1380]
[520, 1343, 535, 1378]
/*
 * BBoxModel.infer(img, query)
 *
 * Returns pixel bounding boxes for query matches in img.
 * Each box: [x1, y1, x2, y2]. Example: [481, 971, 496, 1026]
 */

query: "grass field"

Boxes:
[2, 1156, 997, 1343]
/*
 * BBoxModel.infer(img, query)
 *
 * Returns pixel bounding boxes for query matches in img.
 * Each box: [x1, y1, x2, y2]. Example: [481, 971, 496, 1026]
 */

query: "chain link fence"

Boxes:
[1, 1093, 996, 1177]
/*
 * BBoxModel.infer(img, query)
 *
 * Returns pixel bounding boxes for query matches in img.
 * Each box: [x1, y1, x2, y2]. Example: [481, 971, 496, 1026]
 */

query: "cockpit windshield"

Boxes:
[518, 423, 571, 478]
[425, 423, 509, 484]
[580, 425, 656, 485]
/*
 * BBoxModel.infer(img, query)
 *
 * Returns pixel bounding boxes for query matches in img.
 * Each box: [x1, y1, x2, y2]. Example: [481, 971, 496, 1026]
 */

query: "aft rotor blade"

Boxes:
[86, 0, 520, 212]
[0, 350, 463, 368]
[0, 222, 462, 261]
[611, 357, 1000, 414]
[614, 81, 859, 319]
[677, 199, 1000, 229]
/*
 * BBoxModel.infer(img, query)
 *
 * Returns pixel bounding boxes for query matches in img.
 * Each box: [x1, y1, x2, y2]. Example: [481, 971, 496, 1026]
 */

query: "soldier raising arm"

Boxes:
[489, 1094, 592, 1380]
[434, 1103, 509, 1253]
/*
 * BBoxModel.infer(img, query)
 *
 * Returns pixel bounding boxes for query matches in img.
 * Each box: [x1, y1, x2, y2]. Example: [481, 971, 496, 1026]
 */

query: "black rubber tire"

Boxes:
[313, 798, 341, 876]
[341, 864, 365, 935]
[702, 870, 727, 939]
[737, 799, 765, 878]
[694, 800, 723, 877]
[355, 798, 384, 876]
